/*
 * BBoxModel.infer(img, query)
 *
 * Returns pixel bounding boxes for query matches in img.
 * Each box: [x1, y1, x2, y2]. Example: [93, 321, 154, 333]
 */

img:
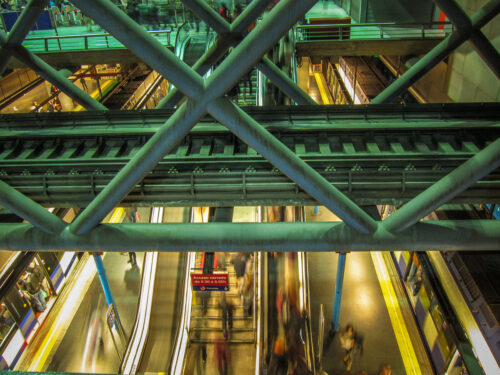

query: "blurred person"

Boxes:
[80, 77, 88, 92]
[269, 323, 287, 375]
[340, 324, 356, 371]
[379, 364, 392, 375]
[214, 332, 230, 375]
[219, 294, 234, 340]
[230, 252, 247, 295]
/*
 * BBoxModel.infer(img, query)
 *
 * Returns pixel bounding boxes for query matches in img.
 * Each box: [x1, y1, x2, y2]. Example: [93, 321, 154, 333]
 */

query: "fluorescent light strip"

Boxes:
[122, 207, 162, 374]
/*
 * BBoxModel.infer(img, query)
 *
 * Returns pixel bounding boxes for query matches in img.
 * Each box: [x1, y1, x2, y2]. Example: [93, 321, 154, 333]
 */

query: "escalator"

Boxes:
[120, 28, 213, 375]
[176, 207, 258, 375]
[260, 206, 315, 374]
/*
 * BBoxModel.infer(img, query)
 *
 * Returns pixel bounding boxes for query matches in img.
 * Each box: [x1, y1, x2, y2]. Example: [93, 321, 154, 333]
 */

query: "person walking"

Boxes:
[214, 332, 230, 375]
[340, 324, 356, 371]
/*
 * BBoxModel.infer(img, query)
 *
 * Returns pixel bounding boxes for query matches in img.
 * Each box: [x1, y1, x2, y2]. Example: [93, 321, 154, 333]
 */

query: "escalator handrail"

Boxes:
[299, 207, 316, 374]
[168, 209, 196, 375]
[120, 208, 162, 375]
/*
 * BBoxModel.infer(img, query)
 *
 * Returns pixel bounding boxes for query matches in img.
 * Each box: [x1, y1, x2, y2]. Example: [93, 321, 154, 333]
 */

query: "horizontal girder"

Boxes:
[0, 221, 499, 251]
[1, 104, 499, 206]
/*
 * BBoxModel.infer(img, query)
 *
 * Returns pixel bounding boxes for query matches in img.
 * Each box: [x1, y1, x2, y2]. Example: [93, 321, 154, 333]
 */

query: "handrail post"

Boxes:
[84, 35, 88, 50]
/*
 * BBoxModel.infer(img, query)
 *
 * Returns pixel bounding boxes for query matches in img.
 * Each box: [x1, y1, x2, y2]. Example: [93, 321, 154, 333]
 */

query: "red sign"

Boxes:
[191, 273, 229, 291]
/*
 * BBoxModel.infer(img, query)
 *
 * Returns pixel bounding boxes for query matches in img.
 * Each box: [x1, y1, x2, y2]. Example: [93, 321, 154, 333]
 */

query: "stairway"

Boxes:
[189, 252, 255, 344]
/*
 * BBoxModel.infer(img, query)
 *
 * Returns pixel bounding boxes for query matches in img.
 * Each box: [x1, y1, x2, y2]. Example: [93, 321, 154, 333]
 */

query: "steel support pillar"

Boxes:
[181, 0, 230, 33]
[207, 97, 378, 233]
[331, 252, 346, 332]
[0, 180, 66, 234]
[257, 56, 316, 105]
[2, 221, 500, 251]
[0, 0, 48, 75]
[433, 0, 500, 79]
[71, 0, 203, 100]
[92, 253, 124, 331]
[371, 0, 500, 104]
[383, 137, 500, 233]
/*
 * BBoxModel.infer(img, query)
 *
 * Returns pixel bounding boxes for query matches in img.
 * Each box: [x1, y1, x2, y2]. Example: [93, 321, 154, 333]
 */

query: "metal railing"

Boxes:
[296, 21, 453, 42]
[22, 30, 172, 53]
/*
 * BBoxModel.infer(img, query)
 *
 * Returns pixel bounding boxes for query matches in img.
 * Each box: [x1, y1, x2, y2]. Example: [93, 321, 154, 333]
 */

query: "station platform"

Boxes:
[306, 206, 433, 375]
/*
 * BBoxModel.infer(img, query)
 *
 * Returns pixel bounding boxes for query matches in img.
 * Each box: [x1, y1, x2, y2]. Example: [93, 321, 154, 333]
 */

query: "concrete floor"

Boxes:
[305, 206, 407, 375]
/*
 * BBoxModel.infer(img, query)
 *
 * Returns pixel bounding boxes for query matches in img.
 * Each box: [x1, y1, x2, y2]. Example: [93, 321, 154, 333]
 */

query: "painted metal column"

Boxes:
[92, 253, 124, 334]
[0, 179, 66, 234]
[331, 252, 346, 331]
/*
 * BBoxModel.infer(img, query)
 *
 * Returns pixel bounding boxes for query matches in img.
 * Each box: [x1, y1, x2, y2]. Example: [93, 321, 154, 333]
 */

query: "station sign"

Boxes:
[191, 273, 229, 291]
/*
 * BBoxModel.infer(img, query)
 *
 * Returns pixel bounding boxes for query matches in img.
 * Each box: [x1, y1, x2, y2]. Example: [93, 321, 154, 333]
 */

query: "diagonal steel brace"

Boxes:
[70, 0, 377, 235]
[372, 0, 500, 104]
[433, 0, 500, 78]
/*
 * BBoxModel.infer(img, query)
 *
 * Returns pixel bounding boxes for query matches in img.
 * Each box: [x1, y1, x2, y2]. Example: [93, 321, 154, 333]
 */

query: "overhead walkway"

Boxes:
[0, 104, 498, 206]
[298, 0, 448, 57]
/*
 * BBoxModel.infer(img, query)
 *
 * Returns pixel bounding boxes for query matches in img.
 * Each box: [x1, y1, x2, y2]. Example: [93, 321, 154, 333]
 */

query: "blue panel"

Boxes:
[19, 309, 36, 338]
[414, 299, 426, 326]
[1, 10, 53, 32]
[0, 356, 8, 370]
[2, 12, 20, 31]
[431, 340, 445, 373]
[193, 285, 229, 291]
[9, 341, 27, 369]
[35, 10, 53, 31]
[64, 253, 77, 276]
[51, 264, 64, 290]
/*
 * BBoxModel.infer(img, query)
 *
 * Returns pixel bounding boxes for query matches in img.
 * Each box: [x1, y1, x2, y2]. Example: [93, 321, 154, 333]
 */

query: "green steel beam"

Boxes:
[0, 180, 66, 233]
[70, 0, 320, 235]
[208, 97, 378, 233]
[383, 137, 500, 232]
[1, 221, 499, 252]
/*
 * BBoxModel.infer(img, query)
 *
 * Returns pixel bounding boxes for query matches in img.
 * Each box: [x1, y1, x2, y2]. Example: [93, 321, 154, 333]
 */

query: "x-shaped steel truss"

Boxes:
[0, 0, 500, 251]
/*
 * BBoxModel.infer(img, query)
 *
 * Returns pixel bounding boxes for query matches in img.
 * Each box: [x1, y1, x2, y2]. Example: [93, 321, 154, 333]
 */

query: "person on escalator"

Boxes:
[214, 332, 230, 375]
